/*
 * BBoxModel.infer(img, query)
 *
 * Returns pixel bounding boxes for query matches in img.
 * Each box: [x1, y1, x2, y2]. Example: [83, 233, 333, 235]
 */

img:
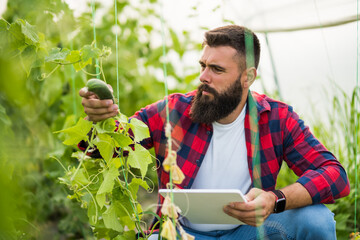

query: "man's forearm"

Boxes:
[281, 182, 312, 210]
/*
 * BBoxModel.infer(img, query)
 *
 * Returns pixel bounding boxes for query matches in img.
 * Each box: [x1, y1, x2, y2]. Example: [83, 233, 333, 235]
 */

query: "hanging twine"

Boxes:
[91, 0, 100, 78]
[354, 0, 359, 233]
[159, 1, 191, 240]
[114, 0, 120, 111]
[88, 0, 144, 236]
[245, 30, 264, 239]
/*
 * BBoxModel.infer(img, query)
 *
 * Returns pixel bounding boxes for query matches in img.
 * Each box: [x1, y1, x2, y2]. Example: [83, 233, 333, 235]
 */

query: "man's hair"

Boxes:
[202, 25, 261, 69]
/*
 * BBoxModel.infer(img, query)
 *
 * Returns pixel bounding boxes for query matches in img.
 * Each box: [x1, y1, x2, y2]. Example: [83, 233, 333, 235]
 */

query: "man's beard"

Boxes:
[190, 76, 243, 124]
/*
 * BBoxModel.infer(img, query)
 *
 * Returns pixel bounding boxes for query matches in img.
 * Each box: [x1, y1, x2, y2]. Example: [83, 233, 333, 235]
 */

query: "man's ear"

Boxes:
[243, 67, 257, 88]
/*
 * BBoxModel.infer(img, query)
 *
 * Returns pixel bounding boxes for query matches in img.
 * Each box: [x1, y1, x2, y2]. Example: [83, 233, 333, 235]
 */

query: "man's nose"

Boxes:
[199, 68, 211, 84]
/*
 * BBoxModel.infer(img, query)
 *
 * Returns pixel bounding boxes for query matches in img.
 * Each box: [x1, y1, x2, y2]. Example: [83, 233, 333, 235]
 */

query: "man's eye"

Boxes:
[213, 67, 223, 73]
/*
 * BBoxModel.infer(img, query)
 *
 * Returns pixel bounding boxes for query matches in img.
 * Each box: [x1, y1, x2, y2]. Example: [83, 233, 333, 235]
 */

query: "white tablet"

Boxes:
[159, 189, 247, 224]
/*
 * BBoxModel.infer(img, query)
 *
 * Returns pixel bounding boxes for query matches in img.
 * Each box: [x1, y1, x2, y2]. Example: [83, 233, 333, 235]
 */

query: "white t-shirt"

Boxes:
[182, 104, 251, 232]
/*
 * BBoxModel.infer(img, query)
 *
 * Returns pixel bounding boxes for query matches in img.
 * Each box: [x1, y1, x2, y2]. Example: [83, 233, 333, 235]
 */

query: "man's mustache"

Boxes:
[197, 84, 217, 96]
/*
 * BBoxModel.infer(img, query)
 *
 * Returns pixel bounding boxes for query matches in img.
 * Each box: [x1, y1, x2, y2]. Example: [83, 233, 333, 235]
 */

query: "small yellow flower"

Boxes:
[171, 165, 185, 184]
[177, 223, 195, 240]
[161, 195, 181, 219]
[165, 122, 172, 138]
[183, 233, 195, 240]
[160, 218, 177, 240]
[163, 150, 177, 172]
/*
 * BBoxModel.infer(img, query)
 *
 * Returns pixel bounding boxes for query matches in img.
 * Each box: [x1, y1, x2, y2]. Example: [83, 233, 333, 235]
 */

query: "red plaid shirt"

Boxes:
[131, 90, 350, 209]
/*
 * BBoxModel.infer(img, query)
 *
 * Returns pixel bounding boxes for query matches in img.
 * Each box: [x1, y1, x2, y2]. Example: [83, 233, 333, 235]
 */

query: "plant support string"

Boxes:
[91, 0, 100, 78]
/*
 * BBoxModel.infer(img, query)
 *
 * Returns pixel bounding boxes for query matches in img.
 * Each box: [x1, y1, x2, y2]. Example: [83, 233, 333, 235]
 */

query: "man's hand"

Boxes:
[223, 188, 276, 226]
[79, 86, 119, 122]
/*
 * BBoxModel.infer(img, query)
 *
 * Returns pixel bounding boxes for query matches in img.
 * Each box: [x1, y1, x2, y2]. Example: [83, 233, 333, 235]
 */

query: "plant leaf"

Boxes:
[45, 48, 71, 62]
[113, 231, 136, 240]
[87, 199, 97, 225]
[128, 178, 150, 200]
[110, 132, 133, 148]
[114, 199, 136, 230]
[102, 204, 124, 232]
[96, 163, 119, 208]
[94, 118, 117, 134]
[94, 133, 115, 163]
[128, 118, 150, 142]
[72, 168, 90, 186]
[19, 19, 39, 44]
[55, 118, 93, 145]
[21, 45, 37, 75]
[8, 21, 25, 51]
[66, 50, 84, 71]
[115, 113, 128, 124]
[0, 19, 9, 45]
[126, 144, 152, 179]
[0, 105, 12, 126]
[81, 44, 101, 62]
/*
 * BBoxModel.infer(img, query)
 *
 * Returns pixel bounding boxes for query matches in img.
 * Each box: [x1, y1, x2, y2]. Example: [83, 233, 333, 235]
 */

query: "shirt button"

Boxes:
[196, 159, 200, 165]
[184, 185, 188, 188]
[206, 131, 211, 135]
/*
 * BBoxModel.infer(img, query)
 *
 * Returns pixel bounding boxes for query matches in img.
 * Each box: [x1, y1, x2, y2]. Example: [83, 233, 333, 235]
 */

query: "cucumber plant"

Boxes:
[1, 16, 188, 240]
[49, 45, 159, 239]
[0, 17, 159, 239]
[56, 113, 155, 239]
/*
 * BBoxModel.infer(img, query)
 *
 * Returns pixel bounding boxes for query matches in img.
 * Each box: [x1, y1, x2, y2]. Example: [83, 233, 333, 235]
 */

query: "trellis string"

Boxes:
[89, 0, 145, 237]
[245, 30, 264, 239]
[160, 1, 171, 133]
[91, 0, 100, 79]
[111, 1, 145, 236]
[70, 40, 77, 120]
[159, 0, 177, 231]
[114, 0, 120, 111]
[355, 0, 358, 233]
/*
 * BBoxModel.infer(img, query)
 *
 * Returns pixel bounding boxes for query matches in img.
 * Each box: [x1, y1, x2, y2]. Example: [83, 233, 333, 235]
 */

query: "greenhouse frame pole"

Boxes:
[264, 32, 283, 101]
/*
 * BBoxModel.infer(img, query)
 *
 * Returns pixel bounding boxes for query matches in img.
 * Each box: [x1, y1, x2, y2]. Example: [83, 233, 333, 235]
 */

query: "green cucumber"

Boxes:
[86, 78, 114, 103]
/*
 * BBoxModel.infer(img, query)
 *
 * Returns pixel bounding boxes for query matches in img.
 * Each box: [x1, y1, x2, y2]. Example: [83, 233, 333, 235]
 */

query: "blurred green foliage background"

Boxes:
[0, 0, 358, 239]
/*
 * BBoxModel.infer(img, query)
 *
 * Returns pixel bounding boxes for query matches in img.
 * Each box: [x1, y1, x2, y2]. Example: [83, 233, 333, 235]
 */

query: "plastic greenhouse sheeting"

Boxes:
[224, 0, 357, 32]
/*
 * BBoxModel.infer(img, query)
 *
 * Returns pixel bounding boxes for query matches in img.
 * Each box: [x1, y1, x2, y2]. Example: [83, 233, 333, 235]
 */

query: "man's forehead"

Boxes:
[200, 45, 241, 66]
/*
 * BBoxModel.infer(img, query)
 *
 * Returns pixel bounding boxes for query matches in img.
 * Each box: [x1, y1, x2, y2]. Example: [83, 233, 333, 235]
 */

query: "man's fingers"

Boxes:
[82, 98, 115, 109]
[223, 204, 263, 218]
[79, 85, 118, 123]
[245, 188, 263, 201]
[82, 98, 118, 123]
[83, 102, 118, 115]
[227, 201, 256, 211]
[87, 110, 119, 122]
[84, 105, 118, 116]
[223, 205, 265, 227]
[79, 87, 95, 98]
[223, 206, 258, 226]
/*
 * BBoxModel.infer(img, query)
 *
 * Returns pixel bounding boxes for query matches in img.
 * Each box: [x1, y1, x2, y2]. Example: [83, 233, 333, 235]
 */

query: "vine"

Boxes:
[1, 15, 194, 240]
[0, 17, 156, 239]
[56, 114, 154, 239]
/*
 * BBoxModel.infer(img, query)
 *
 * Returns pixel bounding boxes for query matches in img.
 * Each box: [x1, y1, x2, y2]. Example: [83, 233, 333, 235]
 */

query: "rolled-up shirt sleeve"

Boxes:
[282, 106, 350, 204]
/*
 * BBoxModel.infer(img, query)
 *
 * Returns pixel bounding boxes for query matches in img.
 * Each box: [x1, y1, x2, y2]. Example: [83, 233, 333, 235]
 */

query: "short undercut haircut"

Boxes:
[202, 25, 261, 70]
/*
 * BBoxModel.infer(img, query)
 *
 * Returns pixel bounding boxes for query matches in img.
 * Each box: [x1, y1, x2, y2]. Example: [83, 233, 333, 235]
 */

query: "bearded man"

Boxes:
[79, 25, 349, 240]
